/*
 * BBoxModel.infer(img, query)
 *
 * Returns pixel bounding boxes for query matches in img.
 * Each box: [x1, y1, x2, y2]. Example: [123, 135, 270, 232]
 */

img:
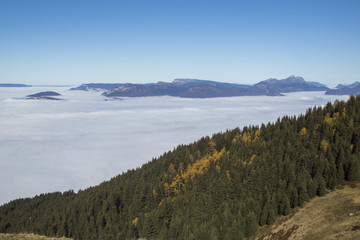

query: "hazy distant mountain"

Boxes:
[0, 83, 31, 87]
[70, 83, 154, 91]
[308, 81, 328, 88]
[26, 91, 62, 100]
[326, 82, 360, 95]
[70, 83, 123, 91]
[335, 84, 347, 89]
[102, 78, 282, 98]
[335, 81, 360, 89]
[102, 79, 275, 98]
[71, 76, 328, 98]
[254, 75, 329, 93]
[172, 78, 250, 89]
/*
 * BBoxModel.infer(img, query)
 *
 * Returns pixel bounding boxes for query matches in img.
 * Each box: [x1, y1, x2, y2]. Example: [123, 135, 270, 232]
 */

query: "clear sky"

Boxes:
[1, 0, 359, 86]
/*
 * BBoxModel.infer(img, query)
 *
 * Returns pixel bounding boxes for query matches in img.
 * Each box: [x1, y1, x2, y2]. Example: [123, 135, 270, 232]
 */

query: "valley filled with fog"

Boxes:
[0, 87, 349, 205]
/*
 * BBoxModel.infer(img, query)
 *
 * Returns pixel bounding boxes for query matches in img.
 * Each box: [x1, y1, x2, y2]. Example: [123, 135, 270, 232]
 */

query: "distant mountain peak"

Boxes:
[262, 76, 306, 85]
[256, 76, 328, 93]
[326, 81, 360, 95]
[287, 75, 305, 82]
[335, 81, 360, 89]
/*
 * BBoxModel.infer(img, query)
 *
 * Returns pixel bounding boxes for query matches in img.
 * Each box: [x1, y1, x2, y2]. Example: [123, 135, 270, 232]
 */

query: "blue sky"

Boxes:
[1, 0, 359, 86]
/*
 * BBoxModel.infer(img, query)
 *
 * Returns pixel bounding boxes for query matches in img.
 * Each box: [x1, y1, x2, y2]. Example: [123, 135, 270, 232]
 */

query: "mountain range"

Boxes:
[71, 76, 329, 98]
[253, 76, 328, 93]
[4, 76, 360, 98]
[335, 81, 360, 89]
[325, 81, 360, 95]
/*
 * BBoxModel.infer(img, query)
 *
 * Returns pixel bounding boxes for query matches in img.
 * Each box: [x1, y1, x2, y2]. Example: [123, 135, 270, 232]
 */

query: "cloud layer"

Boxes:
[0, 87, 349, 205]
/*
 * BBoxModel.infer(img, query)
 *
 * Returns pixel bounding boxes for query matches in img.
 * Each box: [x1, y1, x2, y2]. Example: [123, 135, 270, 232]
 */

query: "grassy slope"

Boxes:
[0, 233, 72, 240]
[251, 180, 360, 240]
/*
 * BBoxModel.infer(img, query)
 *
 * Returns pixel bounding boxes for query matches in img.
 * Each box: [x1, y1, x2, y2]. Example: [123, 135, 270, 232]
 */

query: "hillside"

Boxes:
[1, 96, 360, 239]
[1, 182, 359, 240]
[251, 180, 360, 240]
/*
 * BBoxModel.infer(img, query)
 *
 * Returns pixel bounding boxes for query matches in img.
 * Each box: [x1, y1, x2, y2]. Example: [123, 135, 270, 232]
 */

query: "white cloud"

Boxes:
[0, 87, 349, 205]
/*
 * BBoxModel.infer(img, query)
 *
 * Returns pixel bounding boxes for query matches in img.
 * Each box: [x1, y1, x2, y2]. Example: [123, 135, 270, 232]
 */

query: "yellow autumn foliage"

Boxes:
[324, 113, 333, 126]
[324, 112, 340, 126]
[132, 217, 139, 226]
[208, 140, 217, 153]
[250, 154, 256, 163]
[299, 127, 307, 136]
[226, 170, 231, 181]
[235, 129, 262, 145]
[321, 139, 329, 152]
[243, 154, 256, 167]
[152, 189, 157, 197]
[166, 148, 226, 196]
[253, 129, 261, 142]
[242, 132, 252, 144]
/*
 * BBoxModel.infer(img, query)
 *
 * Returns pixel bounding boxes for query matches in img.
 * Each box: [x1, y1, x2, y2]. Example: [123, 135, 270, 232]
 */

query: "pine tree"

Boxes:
[266, 207, 276, 225]
[244, 212, 258, 238]
[347, 157, 360, 181]
[317, 176, 327, 197]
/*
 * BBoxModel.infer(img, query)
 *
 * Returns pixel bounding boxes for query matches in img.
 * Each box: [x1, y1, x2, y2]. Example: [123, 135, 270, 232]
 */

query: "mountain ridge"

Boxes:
[70, 76, 328, 98]
[335, 81, 360, 89]
[255, 75, 328, 93]
[326, 81, 360, 95]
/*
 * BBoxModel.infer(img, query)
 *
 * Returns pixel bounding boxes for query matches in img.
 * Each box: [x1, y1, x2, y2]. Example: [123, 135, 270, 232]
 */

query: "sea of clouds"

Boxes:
[0, 87, 349, 205]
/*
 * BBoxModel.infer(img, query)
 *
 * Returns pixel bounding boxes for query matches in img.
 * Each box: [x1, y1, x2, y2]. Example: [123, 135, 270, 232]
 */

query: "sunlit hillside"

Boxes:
[251, 180, 360, 240]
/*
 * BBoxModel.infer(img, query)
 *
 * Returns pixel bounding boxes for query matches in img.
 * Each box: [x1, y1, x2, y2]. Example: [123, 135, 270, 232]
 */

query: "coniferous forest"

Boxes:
[1, 96, 360, 240]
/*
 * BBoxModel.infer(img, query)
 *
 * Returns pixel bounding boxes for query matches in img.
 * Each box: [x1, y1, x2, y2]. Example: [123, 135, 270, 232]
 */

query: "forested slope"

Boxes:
[1, 96, 360, 240]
